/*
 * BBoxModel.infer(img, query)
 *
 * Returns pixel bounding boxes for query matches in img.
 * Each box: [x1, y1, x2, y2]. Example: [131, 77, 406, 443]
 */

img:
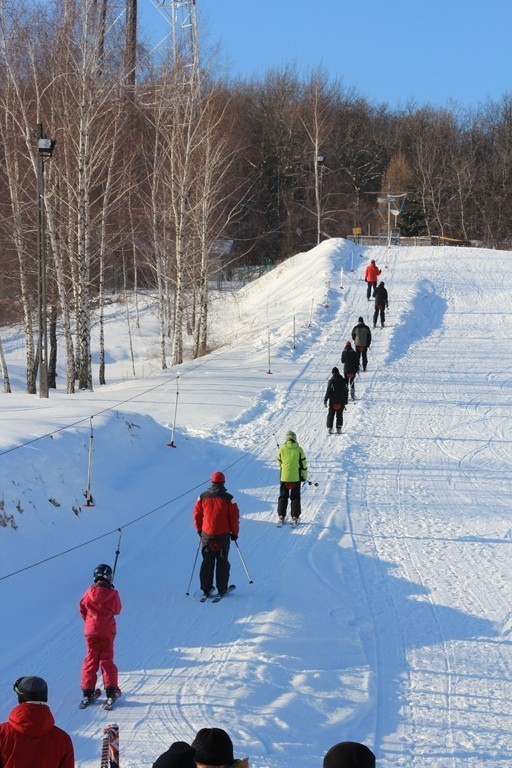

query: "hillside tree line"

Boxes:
[0, 0, 511, 393]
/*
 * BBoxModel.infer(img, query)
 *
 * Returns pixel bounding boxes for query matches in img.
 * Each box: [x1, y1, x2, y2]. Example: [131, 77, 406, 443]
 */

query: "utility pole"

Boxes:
[124, 0, 137, 93]
[316, 153, 326, 245]
[36, 123, 56, 399]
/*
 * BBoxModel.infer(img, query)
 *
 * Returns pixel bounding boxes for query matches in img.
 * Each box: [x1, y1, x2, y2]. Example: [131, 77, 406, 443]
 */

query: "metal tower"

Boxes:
[149, 0, 199, 71]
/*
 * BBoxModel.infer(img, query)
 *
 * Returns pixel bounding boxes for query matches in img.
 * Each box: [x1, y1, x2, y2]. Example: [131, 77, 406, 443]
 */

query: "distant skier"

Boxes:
[364, 258, 381, 300]
[79, 563, 122, 706]
[341, 341, 360, 400]
[0, 676, 75, 768]
[323, 367, 349, 434]
[373, 281, 389, 328]
[193, 471, 240, 599]
[351, 316, 372, 372]
[277, 430, 308, 524]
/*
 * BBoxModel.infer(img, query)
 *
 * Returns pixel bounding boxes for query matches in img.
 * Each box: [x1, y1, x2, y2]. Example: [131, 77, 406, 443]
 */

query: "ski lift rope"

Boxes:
[0, 451, 250, 582]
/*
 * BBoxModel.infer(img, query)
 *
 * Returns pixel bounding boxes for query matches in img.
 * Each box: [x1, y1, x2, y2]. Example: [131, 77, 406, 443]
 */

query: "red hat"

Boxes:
[211, 471, 225, 484]
[345, 341, 351, 347]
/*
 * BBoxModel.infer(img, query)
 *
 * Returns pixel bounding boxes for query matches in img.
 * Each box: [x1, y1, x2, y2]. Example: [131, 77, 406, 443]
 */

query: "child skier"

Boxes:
[79, 563, 122, 707]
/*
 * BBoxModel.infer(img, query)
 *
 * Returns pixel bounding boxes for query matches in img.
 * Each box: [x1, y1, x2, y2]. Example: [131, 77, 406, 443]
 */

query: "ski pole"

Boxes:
[112, 528, 122, 581]
[186, 537, 201, 595]
[234, 540, 253, 584]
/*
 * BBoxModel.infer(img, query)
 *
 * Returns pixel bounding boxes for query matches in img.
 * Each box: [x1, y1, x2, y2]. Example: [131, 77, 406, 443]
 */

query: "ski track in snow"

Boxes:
[1, 241, 512, 767]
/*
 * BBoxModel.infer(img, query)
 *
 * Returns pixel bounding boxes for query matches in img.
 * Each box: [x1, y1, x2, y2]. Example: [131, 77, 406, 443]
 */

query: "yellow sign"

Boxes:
[352, 227, 362, 235]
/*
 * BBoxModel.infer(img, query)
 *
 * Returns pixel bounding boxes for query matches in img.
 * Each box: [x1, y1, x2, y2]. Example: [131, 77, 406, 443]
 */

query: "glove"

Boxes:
[230, 534, 238, 541]
[197, 530, 202, 536]
[324, 401, 328, 408]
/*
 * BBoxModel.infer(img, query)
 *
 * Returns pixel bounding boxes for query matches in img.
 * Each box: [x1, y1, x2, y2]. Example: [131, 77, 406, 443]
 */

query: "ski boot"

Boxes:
[79, 688, 101, 708]
[105, 686, 121, 709]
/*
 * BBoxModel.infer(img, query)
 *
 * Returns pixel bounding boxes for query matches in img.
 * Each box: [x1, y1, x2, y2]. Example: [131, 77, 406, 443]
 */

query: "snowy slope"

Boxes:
[1, 239, 511, 768]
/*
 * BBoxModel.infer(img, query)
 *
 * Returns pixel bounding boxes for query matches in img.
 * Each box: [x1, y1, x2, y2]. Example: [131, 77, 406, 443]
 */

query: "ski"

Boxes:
[211, 585, 236, 603]
[276, 518, 285, 528]
[200, 590, 214, 603]
[79, 688, 101, 709]
[101, 723, 119, 768]
[103, 690, 121, 711]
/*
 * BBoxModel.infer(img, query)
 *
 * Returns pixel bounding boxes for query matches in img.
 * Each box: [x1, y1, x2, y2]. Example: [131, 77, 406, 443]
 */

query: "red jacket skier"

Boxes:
[0, 676, 74, 768]
[79, 563, 122, 704]
[194, 471, 240, 598]
[364, 259, 381, 300]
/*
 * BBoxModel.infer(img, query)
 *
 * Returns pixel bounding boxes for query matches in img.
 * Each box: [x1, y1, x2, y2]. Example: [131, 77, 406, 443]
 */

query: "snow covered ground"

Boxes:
[1, 238, 511, 768]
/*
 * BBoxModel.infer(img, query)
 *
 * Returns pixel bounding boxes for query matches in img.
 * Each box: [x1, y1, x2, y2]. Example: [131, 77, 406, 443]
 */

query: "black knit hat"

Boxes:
[331, 367, 340, 375]
[13, 676, 48, 703]
[358, 317, 363, 323]
[153, 742, 196, 768]
[323, 742, 375, 768]
[192, 728, 234, 766]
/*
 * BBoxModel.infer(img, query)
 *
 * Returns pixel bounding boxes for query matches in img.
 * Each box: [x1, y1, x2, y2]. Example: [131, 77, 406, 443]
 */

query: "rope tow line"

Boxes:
[0, 451, 250, 583]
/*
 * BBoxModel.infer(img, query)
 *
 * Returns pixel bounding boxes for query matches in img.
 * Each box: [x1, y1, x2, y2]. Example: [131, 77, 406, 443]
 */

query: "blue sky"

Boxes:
[139, 0, 511, 108]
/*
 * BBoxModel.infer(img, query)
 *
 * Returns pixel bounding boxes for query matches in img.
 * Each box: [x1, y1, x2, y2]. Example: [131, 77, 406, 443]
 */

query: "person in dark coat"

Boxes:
[193, 471, 240, 598]
[373, 281, 389, 328]
[351, 316, 372, 371]
[192, 727, 249, 768]
[153, 741, 196, 768]
[323, 741, 376, 768]
[323, 367, 349, 434]
[341, 341, 360, 400]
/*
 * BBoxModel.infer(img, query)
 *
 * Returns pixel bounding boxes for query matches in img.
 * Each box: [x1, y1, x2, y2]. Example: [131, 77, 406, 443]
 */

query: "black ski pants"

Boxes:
[326, 404, 344, 430]
[373, 304, 385, 327]
[367, 281, 377, 300]
[199, 534, 231, 594]
[277, 482, 301, 519]
[355, 345, 368, 371]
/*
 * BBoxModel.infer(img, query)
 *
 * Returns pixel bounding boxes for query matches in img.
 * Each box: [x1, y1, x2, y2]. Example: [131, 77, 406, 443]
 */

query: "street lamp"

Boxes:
[316, 153, 326, 245]
[377, 192, 406, 246]
[36, 123, 56, 398]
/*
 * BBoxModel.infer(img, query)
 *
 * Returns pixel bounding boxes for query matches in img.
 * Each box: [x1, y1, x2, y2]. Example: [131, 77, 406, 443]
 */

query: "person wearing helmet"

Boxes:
[364, 258, 381, 300]
[341, 341, 360, 400]
[373, 280, 389, 328]
[277, 431, 308, 524]
[0, 676, 74, 768]
[79, 563, 122, 706]
[193, 471, 240, 598]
